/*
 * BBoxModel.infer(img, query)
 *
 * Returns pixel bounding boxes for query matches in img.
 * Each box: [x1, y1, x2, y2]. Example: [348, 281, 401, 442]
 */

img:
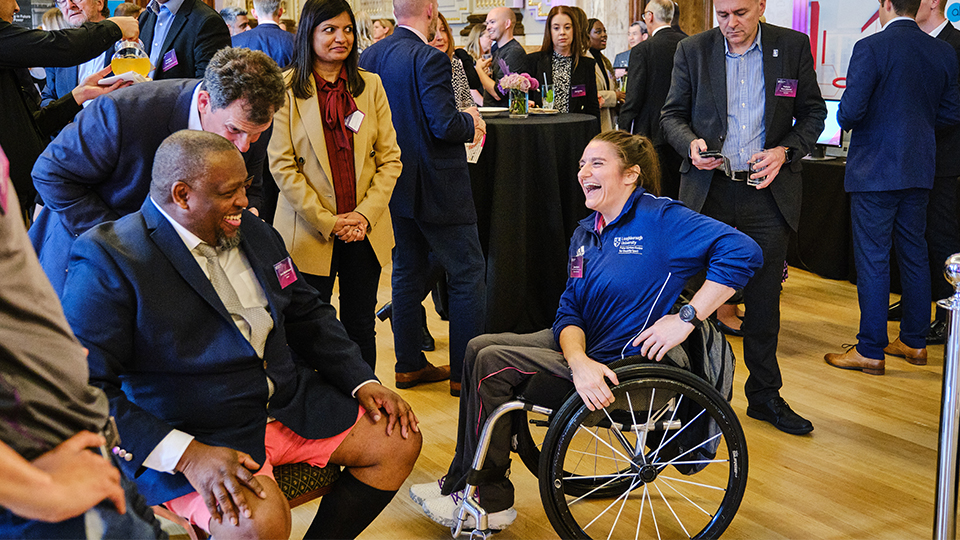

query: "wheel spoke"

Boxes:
[650, 394, 684, 462]
[655, 432, 722, 471]
[573, 423, 635, 463]
[650, 404, 706, 464]
[653, 477, 692, 538]
[581, 476, 643, 533]
[660, 475, 716, 516]
[659, 474, 727, 492]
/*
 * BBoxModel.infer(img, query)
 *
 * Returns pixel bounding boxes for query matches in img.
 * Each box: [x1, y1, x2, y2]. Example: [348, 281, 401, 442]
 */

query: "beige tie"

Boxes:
[195, 243, 273, 358]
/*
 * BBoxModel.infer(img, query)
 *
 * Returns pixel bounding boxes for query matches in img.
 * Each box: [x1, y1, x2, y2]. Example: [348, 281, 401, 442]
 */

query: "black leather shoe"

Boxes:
[714, 319, 744, 337]
[376, 302, 393, 322]
[746, 397, 813, 435]
[421, 324, 436, 351]
[888, 301, 902, 322]
[928, 319, 947, 345]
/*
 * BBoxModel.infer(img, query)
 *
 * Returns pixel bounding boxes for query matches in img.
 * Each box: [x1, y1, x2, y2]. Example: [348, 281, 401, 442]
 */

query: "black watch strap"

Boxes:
[678, 304, 703, 328]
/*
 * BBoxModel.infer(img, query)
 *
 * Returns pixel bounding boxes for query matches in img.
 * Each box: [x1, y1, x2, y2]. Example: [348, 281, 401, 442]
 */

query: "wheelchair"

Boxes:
[450, 312, 748, 540]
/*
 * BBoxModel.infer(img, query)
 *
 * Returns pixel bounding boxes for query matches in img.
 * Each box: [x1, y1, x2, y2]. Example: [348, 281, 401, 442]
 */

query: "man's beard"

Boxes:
[217, 229, 242, 250]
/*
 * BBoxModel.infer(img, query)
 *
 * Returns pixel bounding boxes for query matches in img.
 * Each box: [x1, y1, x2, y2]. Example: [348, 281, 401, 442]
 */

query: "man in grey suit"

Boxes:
[661, 0, 825, 435]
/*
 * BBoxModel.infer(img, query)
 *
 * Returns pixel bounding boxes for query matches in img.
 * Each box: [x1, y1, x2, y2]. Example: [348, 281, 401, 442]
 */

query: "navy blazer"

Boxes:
[60, 200, 376, 505]
[661, 23, 826, 230]
[359, 27, 477, 224]
[619, 26, 686, 142]
[231, 22, 294, 69]
[839, 19, 960, 193]
[138, 0, 231, 80]
[935, 22, 960, 177]
[29, 79, 268, 295]
[40, 48, 112, 108]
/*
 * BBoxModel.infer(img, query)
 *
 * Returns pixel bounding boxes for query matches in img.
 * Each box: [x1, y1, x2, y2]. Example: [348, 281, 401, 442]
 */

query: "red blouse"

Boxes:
[314, 68, 359, 214]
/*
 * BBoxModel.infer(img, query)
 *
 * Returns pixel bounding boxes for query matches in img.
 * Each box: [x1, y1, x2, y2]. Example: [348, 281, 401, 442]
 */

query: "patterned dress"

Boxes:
[552, 51, 573, 113]
[452, 56, 475, 111]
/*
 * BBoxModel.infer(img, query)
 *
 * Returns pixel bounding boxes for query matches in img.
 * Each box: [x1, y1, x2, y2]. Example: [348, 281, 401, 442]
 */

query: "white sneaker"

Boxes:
[409, 478, 445, 505]
[421, 493, 517, 531]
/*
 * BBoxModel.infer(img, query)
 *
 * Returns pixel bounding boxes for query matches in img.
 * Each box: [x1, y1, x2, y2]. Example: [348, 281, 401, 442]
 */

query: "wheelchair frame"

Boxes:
[450, 362, 749, 540]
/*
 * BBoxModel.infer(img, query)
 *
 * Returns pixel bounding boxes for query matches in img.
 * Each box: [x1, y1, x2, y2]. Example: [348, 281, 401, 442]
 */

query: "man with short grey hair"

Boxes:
[30, 47, 286, 295]
[232, 0, 293, 68]
[220, 6, 250, 36]
[40, 0, 113, 110]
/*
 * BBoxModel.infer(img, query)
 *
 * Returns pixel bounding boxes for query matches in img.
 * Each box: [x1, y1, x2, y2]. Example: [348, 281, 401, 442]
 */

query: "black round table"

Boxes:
[469, 113, 600, 334]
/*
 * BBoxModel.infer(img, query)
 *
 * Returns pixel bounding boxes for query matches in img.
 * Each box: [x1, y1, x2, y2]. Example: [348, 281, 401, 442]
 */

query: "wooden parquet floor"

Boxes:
[164, 266, 952, 540]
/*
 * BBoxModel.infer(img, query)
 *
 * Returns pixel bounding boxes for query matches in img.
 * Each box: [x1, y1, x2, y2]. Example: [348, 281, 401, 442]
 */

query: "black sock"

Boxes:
[304, 469, 397, 540]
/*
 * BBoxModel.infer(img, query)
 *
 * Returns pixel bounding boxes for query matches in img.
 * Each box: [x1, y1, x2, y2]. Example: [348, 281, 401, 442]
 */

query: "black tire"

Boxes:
[539, 364, 748, 540]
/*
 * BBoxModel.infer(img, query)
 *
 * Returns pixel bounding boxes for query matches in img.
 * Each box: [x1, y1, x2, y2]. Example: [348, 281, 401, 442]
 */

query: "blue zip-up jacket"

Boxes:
[552, 188, 762, 363]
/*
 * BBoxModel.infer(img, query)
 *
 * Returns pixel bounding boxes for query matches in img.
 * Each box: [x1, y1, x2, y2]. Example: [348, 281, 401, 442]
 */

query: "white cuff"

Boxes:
[143, 430, 195, 474]
[351, 379, 377, 398]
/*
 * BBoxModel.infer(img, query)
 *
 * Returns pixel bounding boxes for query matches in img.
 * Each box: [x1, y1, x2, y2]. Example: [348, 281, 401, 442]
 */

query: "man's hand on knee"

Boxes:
[175, 441, 266, 526]
[356, 383, 420, 439]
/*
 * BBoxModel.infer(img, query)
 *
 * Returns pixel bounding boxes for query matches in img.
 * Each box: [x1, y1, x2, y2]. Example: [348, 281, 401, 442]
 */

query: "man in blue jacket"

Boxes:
[826, 0, 960, 375]
[360, 0, 486, 396]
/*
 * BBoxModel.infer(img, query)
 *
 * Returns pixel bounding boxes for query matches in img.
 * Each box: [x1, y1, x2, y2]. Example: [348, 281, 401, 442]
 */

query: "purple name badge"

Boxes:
[775, 78, 798, 98]
[571, 84, 587, 98]
[570, 256, 584, 278]
[274, 256, 297, 289]
[161, 49, 178, 72]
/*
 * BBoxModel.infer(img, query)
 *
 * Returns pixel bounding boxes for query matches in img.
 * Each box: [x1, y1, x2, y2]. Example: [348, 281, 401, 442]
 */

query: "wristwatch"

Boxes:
[781, 146, 796, 163]
[678, 304, 703, 328]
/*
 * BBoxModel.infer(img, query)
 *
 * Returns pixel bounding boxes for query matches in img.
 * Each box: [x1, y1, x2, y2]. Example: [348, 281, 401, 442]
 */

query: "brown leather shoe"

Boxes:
[884, 338, 927, 365]
[395, 362, 450, 389]
[450, 381, 461, 397]
[825, 347, 885, 375]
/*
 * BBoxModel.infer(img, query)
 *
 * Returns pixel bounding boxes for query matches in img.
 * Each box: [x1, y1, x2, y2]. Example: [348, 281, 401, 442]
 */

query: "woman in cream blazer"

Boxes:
[268, 0, 401, 370]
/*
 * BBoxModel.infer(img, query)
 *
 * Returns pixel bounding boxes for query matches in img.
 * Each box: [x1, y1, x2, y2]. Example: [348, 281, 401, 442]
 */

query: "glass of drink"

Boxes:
[542, 84, 555, 110]
[111, 40, 151, 78]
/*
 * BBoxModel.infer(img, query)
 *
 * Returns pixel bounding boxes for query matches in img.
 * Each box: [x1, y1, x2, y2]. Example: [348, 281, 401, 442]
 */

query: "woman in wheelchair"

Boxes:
[411, 130, 763, 532]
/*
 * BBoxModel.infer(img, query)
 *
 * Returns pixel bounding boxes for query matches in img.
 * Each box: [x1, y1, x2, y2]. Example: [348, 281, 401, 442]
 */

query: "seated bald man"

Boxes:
[60, 130, 421, 540]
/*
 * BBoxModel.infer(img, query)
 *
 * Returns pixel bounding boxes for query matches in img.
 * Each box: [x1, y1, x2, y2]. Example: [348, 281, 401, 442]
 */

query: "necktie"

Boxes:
[148, 0, 160, 14]
[195, 243, 273, 357]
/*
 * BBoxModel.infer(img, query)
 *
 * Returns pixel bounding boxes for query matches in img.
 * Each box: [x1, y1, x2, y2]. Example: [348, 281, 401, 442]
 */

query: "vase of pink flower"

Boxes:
[499, 72, 539, 118]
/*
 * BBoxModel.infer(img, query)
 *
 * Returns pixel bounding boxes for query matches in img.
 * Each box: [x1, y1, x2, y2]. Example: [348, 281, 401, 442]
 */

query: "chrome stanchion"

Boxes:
[934, 254, 960, 540]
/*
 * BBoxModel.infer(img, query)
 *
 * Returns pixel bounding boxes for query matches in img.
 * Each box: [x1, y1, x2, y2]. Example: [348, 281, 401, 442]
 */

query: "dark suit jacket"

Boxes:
[359, 27, 477, 224]
[138, 0, 231, 80]
[838, 19, 960, 192]
[231, 22, 294, 69]
[29, 79, 268, 294]
[619, 26, 686, 142]
[40, 49, 112, 108]
[527, 51, 601, 119]
[936, 22, 960, 177]
[0, 19, 120, 214]
[60, 200, 376, 505]
[661, 23, 826, 230]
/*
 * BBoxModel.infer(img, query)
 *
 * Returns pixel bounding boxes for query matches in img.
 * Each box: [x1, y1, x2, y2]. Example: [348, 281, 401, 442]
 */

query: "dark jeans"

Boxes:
[391, 215, 485, 381]
[852, 188, 930, 358]
[0, 458, 166, 539]
[928, 175, 960, 318]
[303, 237, 382, 371]
[701, 174, 789, 405]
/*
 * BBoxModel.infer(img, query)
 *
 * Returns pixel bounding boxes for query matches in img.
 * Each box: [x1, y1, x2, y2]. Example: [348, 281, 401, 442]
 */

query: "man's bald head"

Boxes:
[150, 130, 243, 206]
[485, 7, 516, 42]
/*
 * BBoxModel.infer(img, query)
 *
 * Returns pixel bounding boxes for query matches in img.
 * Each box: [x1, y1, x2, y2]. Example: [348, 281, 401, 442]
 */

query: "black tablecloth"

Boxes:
[787, 158, 854, 281]
[469, 113, 600, 334]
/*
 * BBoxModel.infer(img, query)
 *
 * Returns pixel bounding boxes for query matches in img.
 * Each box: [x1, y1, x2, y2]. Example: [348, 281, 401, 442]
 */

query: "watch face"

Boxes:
[679, 304, 696, 322]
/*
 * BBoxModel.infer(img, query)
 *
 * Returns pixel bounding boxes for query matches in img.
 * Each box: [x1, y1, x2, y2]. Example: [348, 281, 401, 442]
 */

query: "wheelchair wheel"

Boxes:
[539, 364, 747, 539]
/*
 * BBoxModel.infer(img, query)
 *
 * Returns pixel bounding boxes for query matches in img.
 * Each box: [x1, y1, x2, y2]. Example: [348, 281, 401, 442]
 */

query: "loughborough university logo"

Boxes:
[614, 236, 643, 255]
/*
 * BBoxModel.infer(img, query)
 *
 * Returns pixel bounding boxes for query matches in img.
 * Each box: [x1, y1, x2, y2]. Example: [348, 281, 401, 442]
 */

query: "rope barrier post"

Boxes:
[934, 254, 960, 540]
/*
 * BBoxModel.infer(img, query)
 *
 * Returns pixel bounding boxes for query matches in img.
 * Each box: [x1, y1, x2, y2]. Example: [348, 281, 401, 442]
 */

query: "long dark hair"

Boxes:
[289, 0, 366, 100]
[540, 6, 585, 68]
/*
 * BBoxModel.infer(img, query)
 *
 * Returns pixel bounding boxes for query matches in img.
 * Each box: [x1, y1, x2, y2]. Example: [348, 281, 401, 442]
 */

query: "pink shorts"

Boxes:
[163, 407, 364, 532]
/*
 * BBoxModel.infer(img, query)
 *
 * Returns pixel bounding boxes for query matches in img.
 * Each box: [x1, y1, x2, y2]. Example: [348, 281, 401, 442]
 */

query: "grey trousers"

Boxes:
[440, 329, 572, 513]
